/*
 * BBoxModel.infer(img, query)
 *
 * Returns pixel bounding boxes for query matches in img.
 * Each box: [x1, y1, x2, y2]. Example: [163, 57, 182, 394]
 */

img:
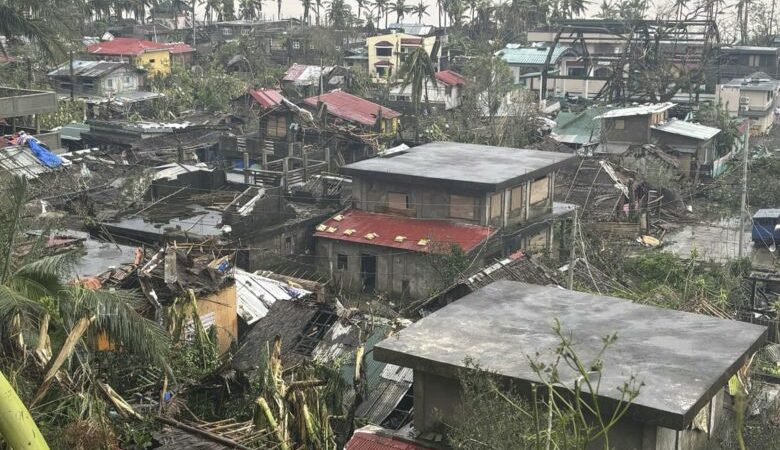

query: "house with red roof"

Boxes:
[232, 88, 293, 142]
[345, 426, 433, 450]
[302, 90, 401, 136]
[314, 142, 576, 300]
[389, 70, 466, 111]
[86, 37, 195, 75]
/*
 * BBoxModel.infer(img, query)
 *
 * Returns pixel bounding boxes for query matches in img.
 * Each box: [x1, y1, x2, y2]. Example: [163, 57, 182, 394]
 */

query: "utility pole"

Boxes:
[568, 208, 577, 290]
[738, 119, 750, 259]
[191, 0, 197, 47]
[69, 51, 74, 101]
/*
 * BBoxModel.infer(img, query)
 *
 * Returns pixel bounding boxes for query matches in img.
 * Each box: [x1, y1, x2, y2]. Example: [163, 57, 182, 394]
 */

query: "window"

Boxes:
[388, 192, 410, 210]
[267, 115, 287, 138]
[292, 40, 301, 50]
[489, 192, 502, 221]
[377, 67, 388, 77]
[105, 79, 113, 88]
[510, 185, 524, 213]
[222, 27, 233, 36]
[148, 58, 156, 63]
[445, 86, 452, 95]
[449, 194, 475, 220]
[568, 66, 586, 77]
[376, 46, 392, 57]
[124, 75, 132, 84]
[401, 279, 411, 297]
[593, 67, 612, 78]
[614, 119, 625, 130]
[530, 176, 549, 205]
[284, 236, 293, 252]
[241, 28, 249, 35]
[337, 254, 348, 270]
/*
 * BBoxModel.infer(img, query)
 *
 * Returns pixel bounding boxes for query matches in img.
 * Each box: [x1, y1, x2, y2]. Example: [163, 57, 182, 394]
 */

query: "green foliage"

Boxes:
[699, 155, 780, 215]
[695, 102, 741, 157]
[427, 244, 472, 291]
[38, 99, 86, 130]
[450, 321, 641, 449]
[148, 65, 246, 117]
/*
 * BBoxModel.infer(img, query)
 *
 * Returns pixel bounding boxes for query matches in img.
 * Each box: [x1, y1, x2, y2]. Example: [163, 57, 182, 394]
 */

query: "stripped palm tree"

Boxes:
[301, 0, 313, 23]
[390, 0, 411, 22]
[0, 176, 171, 407]
[399, 45, 437, 140]
[411, 0, 429, 23]
[374, 0, 389, 28]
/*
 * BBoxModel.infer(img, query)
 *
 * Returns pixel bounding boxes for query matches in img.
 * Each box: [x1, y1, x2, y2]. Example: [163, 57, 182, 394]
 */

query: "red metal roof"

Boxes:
[346, 430, 433, 450]
[303, 90, 401, 126]
[164, 42, 195, 54]
[248, 88, 285, 109]
[314, 209, 493, 254]
[86, 38, 193, 56]
[435, 70, 465, 86]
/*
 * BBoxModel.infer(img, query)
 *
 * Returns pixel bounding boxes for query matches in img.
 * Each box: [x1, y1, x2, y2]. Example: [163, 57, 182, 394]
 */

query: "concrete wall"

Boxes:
[351, 174, 554, 229]
[366, 33, 437, 83]
[388, 80, 463, 110]
[603, 115, 656, 144]
[412, 368, 726, 450]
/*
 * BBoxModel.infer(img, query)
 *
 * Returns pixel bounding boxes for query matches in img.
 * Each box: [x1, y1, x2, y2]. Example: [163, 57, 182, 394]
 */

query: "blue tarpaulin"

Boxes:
[26, 138, 62, 168]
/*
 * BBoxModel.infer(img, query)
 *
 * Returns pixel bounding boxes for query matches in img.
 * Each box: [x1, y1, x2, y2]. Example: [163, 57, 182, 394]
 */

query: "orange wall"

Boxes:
[197, 284, 238, 355]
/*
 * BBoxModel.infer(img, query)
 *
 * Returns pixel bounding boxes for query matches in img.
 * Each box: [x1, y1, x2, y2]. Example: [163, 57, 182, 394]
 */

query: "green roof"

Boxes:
[60, 122, 89, 141]
[496, 45, 572, 66]
[553, 107, 612, 145]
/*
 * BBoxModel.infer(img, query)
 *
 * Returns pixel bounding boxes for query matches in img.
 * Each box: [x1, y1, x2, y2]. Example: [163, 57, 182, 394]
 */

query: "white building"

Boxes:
[388, 70, 465, 111]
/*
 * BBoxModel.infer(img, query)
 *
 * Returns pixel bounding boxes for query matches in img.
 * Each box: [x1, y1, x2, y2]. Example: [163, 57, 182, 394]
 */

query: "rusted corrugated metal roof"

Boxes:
[302, 90, 400, 126]
[86, 37, 194, 56]
[48, 60, 130, 78]
[313, 209, 494, 254]
[248, 88, 285, 109]
[346, 427, 432, 450]
[434, 70, 465, 86]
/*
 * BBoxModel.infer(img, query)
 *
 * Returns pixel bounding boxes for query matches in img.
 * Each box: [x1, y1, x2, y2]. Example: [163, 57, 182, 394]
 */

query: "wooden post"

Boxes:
[243, 152, 250, 184]
[325, 147, 331, 173]
[282, 158, 289, 191]
[261, 148, 268, 170]
[288, 141, 294, 158]
[302, 150, 309, 181]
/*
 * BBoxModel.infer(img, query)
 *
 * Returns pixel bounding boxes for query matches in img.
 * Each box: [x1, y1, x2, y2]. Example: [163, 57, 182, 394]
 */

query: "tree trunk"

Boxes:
[0, 371, 50, 450]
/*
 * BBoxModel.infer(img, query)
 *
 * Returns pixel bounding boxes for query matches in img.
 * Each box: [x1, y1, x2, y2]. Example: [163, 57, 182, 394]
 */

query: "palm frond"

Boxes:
[0, 285, 46, 336]
[0, 4, 65, 60]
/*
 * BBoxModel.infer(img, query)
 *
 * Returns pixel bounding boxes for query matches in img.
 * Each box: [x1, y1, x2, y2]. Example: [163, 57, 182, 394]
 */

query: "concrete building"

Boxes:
[719, 46, 780, 81]
[374, 281, 767, 450]
[649, 119, 721, 177]
[366, 33, 437, 83]
[314, 142, 575, 299]
[716, 76, 780, 134]
[48, 60, 144, 97]
[496, 44, 575, 95]
[388, 70, 465, 111]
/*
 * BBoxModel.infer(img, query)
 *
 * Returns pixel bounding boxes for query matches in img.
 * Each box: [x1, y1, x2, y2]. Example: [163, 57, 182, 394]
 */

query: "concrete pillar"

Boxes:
[261, 148, 268, 170]
[302, 151, 309, 181]
[282, 158, 289, 191]
[288, 141, 294, 158]
[325, 147, 331, 173]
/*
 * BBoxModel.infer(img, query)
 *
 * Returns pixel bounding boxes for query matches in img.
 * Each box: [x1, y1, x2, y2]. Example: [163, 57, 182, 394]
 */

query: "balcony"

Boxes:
[0, 87, 58, 118]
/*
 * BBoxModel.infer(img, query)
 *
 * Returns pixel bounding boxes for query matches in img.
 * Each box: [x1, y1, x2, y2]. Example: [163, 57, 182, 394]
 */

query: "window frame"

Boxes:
[337, 254, 348, 270]
[449, 194, 476, 220]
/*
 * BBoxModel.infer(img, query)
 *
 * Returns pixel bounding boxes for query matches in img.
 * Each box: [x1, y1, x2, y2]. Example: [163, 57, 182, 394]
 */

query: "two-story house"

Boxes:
[366, 33, 437, 83]
[48, 60, 145, 98]
[388, 69, 465, 111]
[717, 76, 780, 134]
[302, 90, 401, 136]
[85, 37, 195, 75]
[313, 142, 575, 299]
[719, 46, 780, 81]
[496, 44, 575, 95]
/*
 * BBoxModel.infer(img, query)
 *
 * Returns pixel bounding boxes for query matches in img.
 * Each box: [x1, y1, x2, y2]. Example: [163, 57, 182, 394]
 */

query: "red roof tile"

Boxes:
[248, 88, 285, 109]
[86, 38, 193, 56]
[303, 91, 401, 126]
[346, 430, 433, 450]
[435, 70, 465, 86]
[314, 209, 493, 253]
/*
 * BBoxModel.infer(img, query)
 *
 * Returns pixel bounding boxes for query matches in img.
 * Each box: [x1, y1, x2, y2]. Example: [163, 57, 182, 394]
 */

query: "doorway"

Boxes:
[361, 254, 377, 292]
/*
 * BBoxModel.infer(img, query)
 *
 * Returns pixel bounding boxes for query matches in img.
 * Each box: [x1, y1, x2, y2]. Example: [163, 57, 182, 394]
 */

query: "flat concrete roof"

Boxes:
[374, 281, 767, 429]
[341, 142, 576, 190]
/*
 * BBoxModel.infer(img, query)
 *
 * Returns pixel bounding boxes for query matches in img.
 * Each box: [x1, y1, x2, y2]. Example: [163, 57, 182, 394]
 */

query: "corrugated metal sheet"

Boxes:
[235, 268, 312, 325]
[345, 426, 432, 450]
[356, 380, 413, 426]
[86, 37, 194, 56]
[48, 60, 128, 78]
[0, 145, 53, 178]
[434, 70, 465, 86]
[387, 23, 435, 36]
[596, 102, 676, 119]
[497, 45, 571, 65]
[248, 88, 285, 109]
[152, 163, 213, 181]
[651, 119, 720, 141]
[302, 90, 401, 126]
[283, 63, 333, 85]
[313, 208, 494, 254]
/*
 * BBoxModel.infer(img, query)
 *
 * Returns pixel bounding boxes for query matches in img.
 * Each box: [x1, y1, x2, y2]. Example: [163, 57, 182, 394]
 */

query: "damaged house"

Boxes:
[314, 142, 575, 300]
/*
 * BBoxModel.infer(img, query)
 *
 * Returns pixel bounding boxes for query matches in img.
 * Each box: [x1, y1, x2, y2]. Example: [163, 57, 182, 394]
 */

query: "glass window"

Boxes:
[292, 40, 301, 50]
[614, 119, 625, 130]
[337, 254, 348, 270]
[449, 194, 475, 220]
[376, 47, 392, 57]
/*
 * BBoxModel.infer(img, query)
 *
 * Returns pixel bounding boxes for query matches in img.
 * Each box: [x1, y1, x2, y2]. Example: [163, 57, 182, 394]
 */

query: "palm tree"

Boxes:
[240, 0, 263, 19]
[327, 0, 350, 28]
[356, 0, 371, 20]
[277, 0, 282, 18]
[411, 0, 429, 23]
[374, 0, 388, 28]
[466, 0, 477, 21]
[301, 0, 312, 23]
[315, 0, 323, 25]
[568, 0, 588, 18]
[390, 0, 412, 22]
[0, 176, 171, 406]
[399, 45, 437, 139]
[0, 1, 65, 60]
